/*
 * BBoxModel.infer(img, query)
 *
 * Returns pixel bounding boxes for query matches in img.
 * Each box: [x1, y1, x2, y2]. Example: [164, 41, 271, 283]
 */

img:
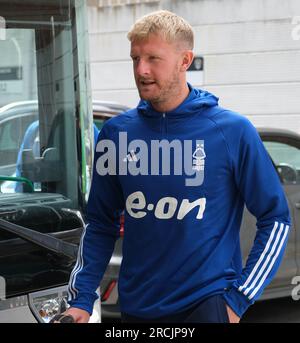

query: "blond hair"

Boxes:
[127, 10, 194, 50]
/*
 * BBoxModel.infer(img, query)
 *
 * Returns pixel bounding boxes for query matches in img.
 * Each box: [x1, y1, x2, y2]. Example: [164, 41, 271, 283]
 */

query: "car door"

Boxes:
[240, 131, 300, 294]
[262, 135, 300, 281]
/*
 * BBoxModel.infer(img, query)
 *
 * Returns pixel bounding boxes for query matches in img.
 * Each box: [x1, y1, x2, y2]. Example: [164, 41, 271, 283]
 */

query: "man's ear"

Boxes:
[180, 50, 194, 72]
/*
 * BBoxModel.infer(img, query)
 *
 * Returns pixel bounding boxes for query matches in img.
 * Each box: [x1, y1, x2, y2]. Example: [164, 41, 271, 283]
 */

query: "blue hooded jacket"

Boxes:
[68, 85, 291, 318]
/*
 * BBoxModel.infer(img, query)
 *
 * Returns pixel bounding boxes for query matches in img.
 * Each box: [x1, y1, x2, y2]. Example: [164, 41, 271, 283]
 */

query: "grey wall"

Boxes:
[0, 29, 37, 106]
[87, 0, 300, 133]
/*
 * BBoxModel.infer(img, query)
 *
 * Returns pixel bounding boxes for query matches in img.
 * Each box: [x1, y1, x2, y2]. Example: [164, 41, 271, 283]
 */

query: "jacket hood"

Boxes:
[137, 83, 219, 118]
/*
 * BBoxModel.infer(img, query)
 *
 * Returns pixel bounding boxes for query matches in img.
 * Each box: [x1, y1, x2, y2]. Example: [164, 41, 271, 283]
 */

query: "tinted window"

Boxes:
[264, 141, 300, 184]
[0, 113, 37, 170]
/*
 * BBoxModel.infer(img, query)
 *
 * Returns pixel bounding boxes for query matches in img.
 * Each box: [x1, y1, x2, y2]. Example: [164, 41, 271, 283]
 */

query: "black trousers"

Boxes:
[121, 294, 229, 323]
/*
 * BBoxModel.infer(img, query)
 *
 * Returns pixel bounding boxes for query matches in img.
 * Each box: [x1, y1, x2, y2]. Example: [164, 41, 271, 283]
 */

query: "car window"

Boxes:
[0, 23, 79, 197]
[0, 113, 37, 150]
[0, 118, 19, 150]
[264, 141, 300, 184]
[0, 114, 37, 170]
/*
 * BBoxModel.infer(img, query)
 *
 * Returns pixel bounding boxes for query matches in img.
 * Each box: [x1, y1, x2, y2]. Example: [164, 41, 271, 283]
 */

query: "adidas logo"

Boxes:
[123, 150, 138, 162]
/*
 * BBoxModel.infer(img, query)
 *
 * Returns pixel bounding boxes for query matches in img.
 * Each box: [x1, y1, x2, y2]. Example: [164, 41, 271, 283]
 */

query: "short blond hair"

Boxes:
[127, 10, 194, 50]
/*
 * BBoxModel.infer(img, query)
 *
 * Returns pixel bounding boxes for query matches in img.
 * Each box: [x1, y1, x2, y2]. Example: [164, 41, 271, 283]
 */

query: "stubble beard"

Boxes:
[138, 69, 182, 108]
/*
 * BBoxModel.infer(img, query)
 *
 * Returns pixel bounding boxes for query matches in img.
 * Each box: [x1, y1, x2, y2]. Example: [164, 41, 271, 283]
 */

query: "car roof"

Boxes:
[257, 127, 300, 140]
[0, 100, 129, 119]
[92, 100, 129, 112]
[0, 100, 39, 117]
[92, 101, 129, 119]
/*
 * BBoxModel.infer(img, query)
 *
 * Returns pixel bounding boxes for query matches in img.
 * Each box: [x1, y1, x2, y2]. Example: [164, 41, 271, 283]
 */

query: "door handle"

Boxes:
[296, 203, 300, 209]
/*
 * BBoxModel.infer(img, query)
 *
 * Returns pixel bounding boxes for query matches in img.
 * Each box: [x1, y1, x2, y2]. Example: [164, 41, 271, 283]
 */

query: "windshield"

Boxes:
[0, 0, 92, 297]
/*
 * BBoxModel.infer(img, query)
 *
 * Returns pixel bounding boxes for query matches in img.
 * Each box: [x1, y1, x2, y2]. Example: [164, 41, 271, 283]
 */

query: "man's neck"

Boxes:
[151, 83, 190, 113]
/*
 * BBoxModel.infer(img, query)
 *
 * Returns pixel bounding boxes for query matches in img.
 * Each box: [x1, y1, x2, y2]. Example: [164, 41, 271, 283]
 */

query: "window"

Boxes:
[0, 112, 38, 171]
[264, 141, 300, 184]
[0, 0, 92, 299]
[0, 10, 78, 198]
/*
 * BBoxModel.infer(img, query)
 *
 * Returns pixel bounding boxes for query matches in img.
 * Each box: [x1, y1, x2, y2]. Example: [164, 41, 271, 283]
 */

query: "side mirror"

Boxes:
[276, 163, 298, 184]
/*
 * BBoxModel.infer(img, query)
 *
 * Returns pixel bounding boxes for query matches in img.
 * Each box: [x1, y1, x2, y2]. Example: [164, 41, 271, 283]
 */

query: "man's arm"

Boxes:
[220, 113, 291, 318]
[67, 123, 124, 319]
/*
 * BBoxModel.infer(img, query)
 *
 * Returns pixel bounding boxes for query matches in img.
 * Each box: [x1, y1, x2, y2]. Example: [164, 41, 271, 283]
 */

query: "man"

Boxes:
[65, 10, 291, 323]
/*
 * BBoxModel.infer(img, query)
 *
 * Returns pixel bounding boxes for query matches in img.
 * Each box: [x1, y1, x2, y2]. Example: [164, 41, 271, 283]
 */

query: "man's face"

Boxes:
[130, 34, 184, 107]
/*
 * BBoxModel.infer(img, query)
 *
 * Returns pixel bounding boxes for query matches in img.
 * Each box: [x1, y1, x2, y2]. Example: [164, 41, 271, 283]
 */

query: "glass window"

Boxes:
[0, 0, 92, 298]
[0, 113, 37, 171]
[264, 141, 300, 184]
[0, 6, 78, 200]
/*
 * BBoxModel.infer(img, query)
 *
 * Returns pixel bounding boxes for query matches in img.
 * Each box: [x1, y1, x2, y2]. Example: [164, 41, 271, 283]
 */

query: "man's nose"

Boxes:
[135, 59, 150, 76]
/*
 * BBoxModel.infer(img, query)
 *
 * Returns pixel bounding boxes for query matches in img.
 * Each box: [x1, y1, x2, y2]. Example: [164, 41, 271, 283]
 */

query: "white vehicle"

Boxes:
[0, 0, 100, 323]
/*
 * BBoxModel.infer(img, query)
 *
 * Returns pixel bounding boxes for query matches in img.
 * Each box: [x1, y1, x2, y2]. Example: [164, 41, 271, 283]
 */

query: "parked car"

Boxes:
[92, 100, 130, 131]
[100, 128, 300, 320]
[0, 100, 129, 192]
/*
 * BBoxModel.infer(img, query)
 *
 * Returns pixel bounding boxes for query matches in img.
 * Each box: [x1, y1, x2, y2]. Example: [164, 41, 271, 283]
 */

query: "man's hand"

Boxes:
[226, 305, 240, 323]
[61, 307, 90, 323]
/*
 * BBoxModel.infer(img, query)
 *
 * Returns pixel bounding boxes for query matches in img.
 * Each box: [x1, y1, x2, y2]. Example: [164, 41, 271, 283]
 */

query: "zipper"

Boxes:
[161, 112, 167, 137]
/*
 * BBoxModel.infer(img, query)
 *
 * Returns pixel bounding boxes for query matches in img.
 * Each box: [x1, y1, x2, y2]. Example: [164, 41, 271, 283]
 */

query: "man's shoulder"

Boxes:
[204, 105, 255, 133]
[204, 105, 248, 123]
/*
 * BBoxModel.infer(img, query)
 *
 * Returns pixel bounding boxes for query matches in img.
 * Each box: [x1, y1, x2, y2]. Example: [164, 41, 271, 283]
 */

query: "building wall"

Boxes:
[87, 0, 300, 132]
[0, 29, 37, 106]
